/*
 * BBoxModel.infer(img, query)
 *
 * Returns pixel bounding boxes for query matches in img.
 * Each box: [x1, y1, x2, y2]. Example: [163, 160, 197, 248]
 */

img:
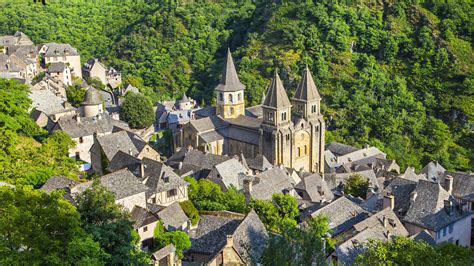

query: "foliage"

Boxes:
[0, 0, 471, 170]
[120, 92, 155, 129]
[249, 193, 299, 231]
[355, 236, 474, 265]
[76, 181, 149, 265]
[185, 176, 248, 213]
[65, 84, 87, 107]
[261, 214, 334, 265]
[344, 174, 369, 198]
[0, 186, 108, 265]
[0, 78, 79, 187]
[153, 221, 191, 259]
[179, 200, 199, 226]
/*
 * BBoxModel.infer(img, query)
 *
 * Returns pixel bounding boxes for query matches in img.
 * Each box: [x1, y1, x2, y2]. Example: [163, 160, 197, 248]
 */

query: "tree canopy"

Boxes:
[120, 92, 155, 129]
[153, 221, 191, 259]
[344, 174, 370, 198]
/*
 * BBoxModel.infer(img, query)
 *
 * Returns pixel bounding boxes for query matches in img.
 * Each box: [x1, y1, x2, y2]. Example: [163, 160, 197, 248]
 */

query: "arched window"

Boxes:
[219, 92, 224, 101]
[230, 107, 234, 115]
[281, 112, 287, 121]
[304, 145, 307, 155]
[228, 94, 233, 103]
[238, 93, 242, 101]
[297, 147, 301, 157]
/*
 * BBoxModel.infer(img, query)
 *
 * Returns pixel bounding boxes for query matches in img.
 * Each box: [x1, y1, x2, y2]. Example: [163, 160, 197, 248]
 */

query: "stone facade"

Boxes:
[116, 192, 147, 212]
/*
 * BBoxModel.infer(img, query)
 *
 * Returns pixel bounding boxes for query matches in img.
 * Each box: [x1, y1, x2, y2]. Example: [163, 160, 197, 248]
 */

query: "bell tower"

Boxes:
[291, 66, 325, 174]
[260, 71, 293, 167]
[215, 49, 245, 119]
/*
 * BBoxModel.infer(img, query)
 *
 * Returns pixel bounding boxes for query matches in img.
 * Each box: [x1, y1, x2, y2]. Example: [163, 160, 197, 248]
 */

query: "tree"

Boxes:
[153, 221, 191, 259]
[0, 186, 107, 265]
[355, 236, 473, 265]
[249, 193, 299, 231]
[65, 85, 87, 107]
[76, 181, 149, 265]
[344, 174, 369, 198]
[179, 200, 200, 226]
[120, 92, 155, 128]
[261, 214, 334, 265]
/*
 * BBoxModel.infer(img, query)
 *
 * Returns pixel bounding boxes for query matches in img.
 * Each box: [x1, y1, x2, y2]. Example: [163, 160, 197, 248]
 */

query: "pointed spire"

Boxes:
[215, 48, 245, 92]
[263, 71, 291, 109]
[294, 66, 321, 101]
[180, 92, 189, 102]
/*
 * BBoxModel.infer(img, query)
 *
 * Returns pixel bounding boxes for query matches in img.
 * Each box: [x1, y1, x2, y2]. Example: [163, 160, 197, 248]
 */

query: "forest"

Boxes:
[0, 0, 472, 172]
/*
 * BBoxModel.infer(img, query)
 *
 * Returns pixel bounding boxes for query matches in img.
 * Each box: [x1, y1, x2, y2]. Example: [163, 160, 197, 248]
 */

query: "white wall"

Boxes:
[435, 215, 472, 247]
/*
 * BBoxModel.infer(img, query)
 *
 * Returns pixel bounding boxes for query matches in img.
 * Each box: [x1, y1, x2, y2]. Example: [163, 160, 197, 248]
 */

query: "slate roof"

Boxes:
[82, 87, 102, 105]
[384, 177, 417, 216]
[226, 115, 262, 130]
[189, 116, 228, 133]
[215, 49, 245, 92]
[130, 205, 158, 229]
[420, 161, 446, 181]
[29, 90, 74, 115]
[219, 124, 260, 146]
[48, 62, 67, 73]
[96, 130, 147, 161]
[181, 149, 230, 171]
[309, 196, 369, 237]
[188, 210, 267, 263]
[325, 142, 359, 156]
[337, 146, 386, 166]
[157, 202, 189, 230]
[442, 171, 474, 201]
[399, 167, 427, 182]
[107, 150, 142, 173]
[246, 154, 272, 172]
[324, 169, 379, 191]
[142, 158, 188, 195]
[336, 208, 408, 265]
[152, 244, 176, 261]
[194, 106, 216, 118]
[262, 72, 291, 109]
[411, 230, 436, 246]
[403, 180, 470, 231]
[208, 158, 249, 190]
[41, 176, 78, 193]
[245, 105, 263, 118]
[293, 66, 320, 101]
[199, 130, 225, 143]
[294, 173, 334, 203]
[250, 167, 293, 200]
[56, 113, 129, 138]
[123, 84, 139, 94]
[43, 43, 79, 57]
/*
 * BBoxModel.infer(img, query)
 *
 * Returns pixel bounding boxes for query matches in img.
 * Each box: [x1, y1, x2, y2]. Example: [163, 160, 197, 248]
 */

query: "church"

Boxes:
[179, 49, 325, 173]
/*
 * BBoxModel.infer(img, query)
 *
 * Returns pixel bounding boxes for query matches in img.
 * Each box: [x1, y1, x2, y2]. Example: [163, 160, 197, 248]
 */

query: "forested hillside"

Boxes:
[0, 0, 472, 171]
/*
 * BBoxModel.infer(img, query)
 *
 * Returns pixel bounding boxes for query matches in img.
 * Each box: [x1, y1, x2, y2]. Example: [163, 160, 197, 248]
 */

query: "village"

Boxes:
[1, 31, 473, 265]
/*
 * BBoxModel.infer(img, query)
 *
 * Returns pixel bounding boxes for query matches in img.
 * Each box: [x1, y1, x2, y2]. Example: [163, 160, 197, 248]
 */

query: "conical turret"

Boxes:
[262, 71, 291, 109]
[293, 66, 320, 101]
[215, 48, 245, 92]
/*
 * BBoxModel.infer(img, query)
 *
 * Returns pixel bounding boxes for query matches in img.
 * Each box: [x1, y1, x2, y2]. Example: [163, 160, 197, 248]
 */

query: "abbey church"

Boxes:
[180, 49, 325, 173]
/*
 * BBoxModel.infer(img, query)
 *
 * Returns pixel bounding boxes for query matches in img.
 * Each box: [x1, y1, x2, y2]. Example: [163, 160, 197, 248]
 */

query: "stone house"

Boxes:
[151, 244, 180, 266]
[186, 210, 268, 265]
[39, 43, 82, 79]
[47, 62, 72, 86]
[29, 89, 77, 131]
[207, 157, 251, 191]
[0, 32, 39, 82]
[131, 205, 159, 251]
[90, 130, 160, 175]
[243, 166, 295, 202]
[295, 172, 334, 204]
[384, 178, 472, 247]
[83, 58, 122, 88]
[155, 202, 190, 231]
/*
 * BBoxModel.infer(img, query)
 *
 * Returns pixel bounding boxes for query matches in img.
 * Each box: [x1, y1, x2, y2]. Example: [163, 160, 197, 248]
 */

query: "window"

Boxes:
[266, 112, 273, 122]
[312, 105, 317, 113]
[152, 197, 156, 204]
[79, 137, 84, 143]
[281, 112, 287, 121]
[163, 176, 169, 183]
[448, 224, 453, 234]
[304, 145, 307, 155]
[219, 92, 224, 101]
[230, 107, 234, 115]
[286, 134, 290, 141]
[297, 147, 301, 157]
[238, 93, 242, 101]
[228, 94, 233, 103]
[75, 152, 80, 160]
[167, 189, 177, 197]
[143, 226, 148, 232]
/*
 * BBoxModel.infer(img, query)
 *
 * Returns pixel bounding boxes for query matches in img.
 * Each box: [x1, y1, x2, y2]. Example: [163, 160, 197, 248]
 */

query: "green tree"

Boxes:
[76, 181, 149, 265]
[120, 92, 155, 128]
[250, 193, 299, 231]
[355, 236, 473, 265]
[0, 186, 107, 265]
[179, 200, 200, 226]
[65, 85, 87, 107]
[261, 215, 334, 265]
[153, 221, 191, 259]
[344, 174, 369, 198]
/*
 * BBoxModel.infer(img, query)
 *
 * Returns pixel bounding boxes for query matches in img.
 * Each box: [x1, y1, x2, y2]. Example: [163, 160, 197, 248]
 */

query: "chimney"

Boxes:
[383, 194, 395, 210]
[444, 200, 453, 215]
[225, 235, 234, 248]
[178, 162, 183, 170]
[243, 179, 252, 193]
[445, 175, 453, 194]
[140, 162, 146, 178]
[366, 187, 375, 200]
[383, 216, 388, 228]
[410, 191, 418, 203]
[75, 115, 81, 123]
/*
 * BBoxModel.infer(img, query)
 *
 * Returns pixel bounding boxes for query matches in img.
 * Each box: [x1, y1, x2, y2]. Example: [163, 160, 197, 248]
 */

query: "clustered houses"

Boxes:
[2, 36, 467, 265]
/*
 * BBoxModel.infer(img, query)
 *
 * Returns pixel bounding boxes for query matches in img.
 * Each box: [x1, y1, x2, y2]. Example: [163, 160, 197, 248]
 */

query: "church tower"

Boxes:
[291, 66, 325, 174]
[215, 49, 245, 119]
[260, 71, 293, 167]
